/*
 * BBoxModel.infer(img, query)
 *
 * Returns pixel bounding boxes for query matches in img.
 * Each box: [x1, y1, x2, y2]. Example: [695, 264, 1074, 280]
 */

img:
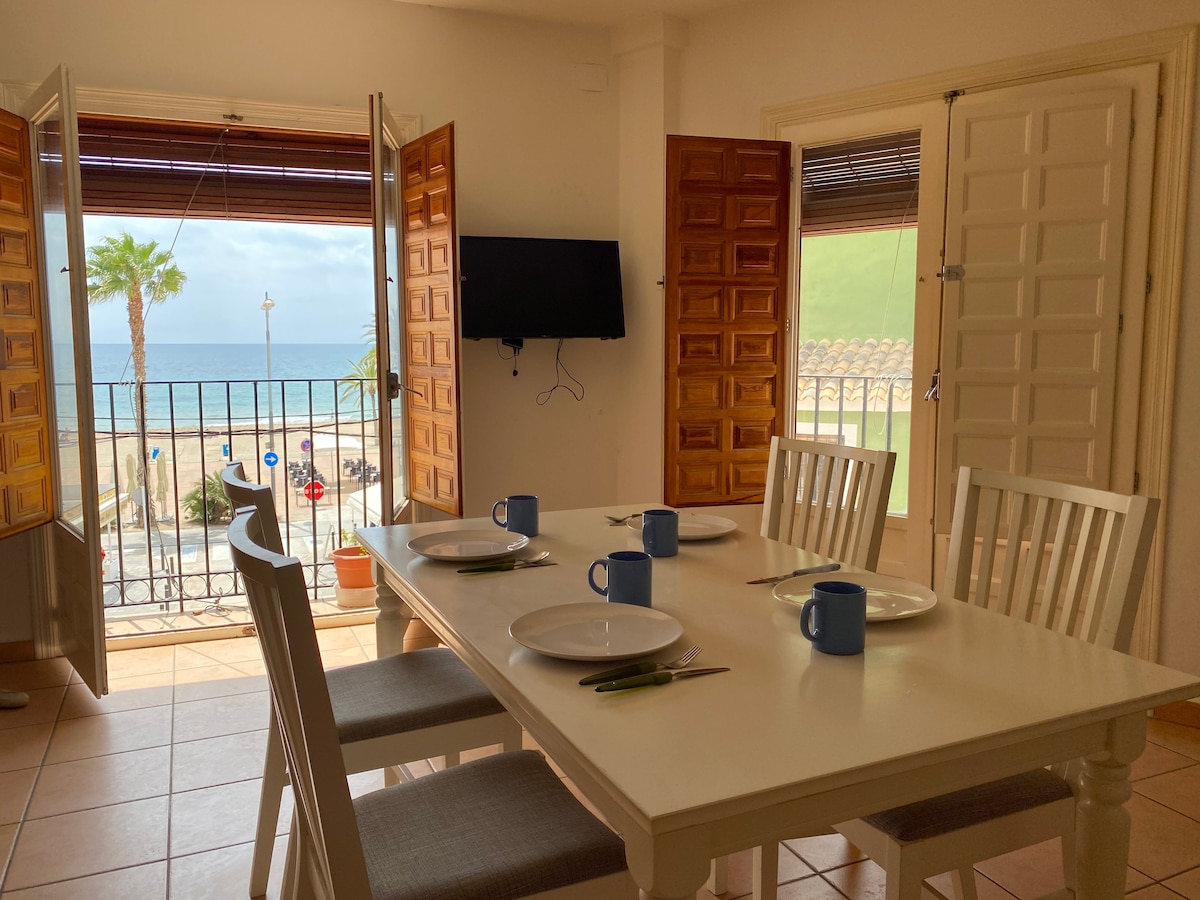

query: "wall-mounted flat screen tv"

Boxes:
[458, 236, 625, 340]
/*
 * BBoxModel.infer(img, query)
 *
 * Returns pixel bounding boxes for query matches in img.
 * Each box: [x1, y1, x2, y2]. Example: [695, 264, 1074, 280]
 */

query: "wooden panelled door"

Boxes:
[399, 123, 462, 517]
[0, 109, 53, 538]
[664, 135, 791, 507]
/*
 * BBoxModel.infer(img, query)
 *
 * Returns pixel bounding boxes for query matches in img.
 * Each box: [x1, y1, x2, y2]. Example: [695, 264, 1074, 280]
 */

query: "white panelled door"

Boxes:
[935, 83, 1138, 532]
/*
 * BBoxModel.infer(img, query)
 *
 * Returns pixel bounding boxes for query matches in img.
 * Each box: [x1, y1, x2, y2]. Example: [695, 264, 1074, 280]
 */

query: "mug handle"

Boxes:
[491, 500, 507, 528]
[587, 559, 609, 597]
[799, 597, 822, 642]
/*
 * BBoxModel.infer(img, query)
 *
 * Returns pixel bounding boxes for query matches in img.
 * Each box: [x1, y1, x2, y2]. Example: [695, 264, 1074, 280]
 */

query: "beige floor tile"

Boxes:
[105, 646, 176, 679]
[821, 857, 888, 898]
[318, 645, 370, 669]
[315, 627, 360, 650]
[1129, 867, 1159, 891]
[172, 690, 270, 743]
[927, 871, 1020, 900]
[347, 768, 386, 798]
[0, 820, 17, 875]
[0, 724, 52, 774]
[174, 637, 262, 669]
[350, 623, 376, 643]
[777, 844, 817, 883]
[0, 861, 168, 899]
[776, 875, 856, 900]
[1127, 886, 1194, 900]
[784, 832, 866, 873]
[59, 673, 174, 720]
[0, 686, 66, 731]
[973, 838, 1065, 898]
[44, 704, 173, 765]
[1134, 743, 1199, 782]
[1147, 719, 1200, 762]
[169, 778, 290, 858]
[1136, 765, 1200, 821]
[167, 835, 289, 900]
[26, 746, 170, 820]
[0, 658, 74, 692]
[171, 729, 268, 793]
[171, 665, 266, 704]
[0, 767, 36, 825]
[1128, 793, 1200, 880]
[4, 796, 169, 890]
[1165, 866, 1200, 899]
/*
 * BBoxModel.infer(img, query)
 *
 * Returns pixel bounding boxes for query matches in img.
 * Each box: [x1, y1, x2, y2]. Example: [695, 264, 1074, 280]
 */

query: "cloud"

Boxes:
[83, 215, 374, 344]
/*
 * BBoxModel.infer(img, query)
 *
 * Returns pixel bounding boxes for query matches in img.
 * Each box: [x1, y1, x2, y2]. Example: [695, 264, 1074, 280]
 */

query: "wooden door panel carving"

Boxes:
[664, 135, 790, 507]
[400, 123, 462, 515]
[0, 109, 52, 536]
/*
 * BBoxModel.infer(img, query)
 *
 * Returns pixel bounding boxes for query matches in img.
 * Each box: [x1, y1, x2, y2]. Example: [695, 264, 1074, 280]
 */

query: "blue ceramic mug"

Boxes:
[799, 581, 867, 655]
[492, 494, 539, 537]
[588, 550, 652, 607]
[641, 509, 679, 558]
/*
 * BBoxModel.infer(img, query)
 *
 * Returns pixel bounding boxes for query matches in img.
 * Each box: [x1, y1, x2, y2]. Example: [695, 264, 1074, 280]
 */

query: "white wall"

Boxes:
[671, 0, 1200, 676]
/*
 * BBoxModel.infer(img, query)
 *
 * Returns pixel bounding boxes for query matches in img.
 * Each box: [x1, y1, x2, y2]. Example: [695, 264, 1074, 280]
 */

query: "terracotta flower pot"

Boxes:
[330, 547, 374, 589]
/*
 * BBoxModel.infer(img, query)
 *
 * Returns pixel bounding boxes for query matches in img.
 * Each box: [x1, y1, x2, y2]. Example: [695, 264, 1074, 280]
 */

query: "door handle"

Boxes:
[924, 369, 940, 402]
[386, 371, 423, 401]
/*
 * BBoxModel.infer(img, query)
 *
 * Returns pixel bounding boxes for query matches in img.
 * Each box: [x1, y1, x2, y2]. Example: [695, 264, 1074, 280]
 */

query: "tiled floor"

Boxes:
[1, 630, 1199, 899]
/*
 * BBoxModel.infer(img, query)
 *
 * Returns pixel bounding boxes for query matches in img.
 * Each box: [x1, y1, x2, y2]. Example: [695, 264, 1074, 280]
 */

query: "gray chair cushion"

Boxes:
[863, 768, 1074, 843]
[355, 750, 627, 900]
[327, 648, 506, 744]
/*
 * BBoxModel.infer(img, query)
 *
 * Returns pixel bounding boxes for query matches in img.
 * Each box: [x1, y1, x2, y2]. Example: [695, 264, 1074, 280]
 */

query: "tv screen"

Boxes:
[458, 236, 625, 340]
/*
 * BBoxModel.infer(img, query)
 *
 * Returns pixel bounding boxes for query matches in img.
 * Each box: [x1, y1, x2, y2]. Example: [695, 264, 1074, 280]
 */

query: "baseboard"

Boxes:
[1154, 699, 1200, 730]
[0, 640, 35, 662]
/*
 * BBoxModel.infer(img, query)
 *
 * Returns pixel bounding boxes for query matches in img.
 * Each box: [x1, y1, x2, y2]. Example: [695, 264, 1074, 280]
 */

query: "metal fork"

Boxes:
[604, 513, 641, 525]
[662, 645, 702, 669]
[578, 645, 703, 685]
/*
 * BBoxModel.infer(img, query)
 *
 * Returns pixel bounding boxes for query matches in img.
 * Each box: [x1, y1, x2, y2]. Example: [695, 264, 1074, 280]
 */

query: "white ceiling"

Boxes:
[395, 0, 741, 28]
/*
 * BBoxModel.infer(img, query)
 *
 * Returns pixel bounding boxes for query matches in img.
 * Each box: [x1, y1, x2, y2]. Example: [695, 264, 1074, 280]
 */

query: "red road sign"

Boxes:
[303, 480, 325, 502]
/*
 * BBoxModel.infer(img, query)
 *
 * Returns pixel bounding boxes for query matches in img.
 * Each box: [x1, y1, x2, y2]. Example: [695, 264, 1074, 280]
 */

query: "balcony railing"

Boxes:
[95, 376, 381, 616]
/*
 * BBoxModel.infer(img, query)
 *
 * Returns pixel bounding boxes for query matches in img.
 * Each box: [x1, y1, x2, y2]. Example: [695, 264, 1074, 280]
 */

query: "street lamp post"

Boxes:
[262, 292, 276, 496]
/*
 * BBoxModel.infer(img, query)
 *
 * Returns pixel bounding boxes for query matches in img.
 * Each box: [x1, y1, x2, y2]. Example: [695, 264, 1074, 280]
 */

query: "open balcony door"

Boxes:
[22, 66, 106, 697]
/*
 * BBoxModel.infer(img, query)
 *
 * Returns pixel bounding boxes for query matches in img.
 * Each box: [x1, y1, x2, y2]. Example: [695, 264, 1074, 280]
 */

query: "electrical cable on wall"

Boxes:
[536, 339, 584, 405]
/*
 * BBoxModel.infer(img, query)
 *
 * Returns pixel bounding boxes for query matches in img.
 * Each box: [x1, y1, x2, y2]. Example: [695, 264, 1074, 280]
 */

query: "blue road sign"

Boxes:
[300, 438, 312, 453]
[220, 443, 228, 458]
[264, 451, 279, 467]
[151, 446, 160, 460]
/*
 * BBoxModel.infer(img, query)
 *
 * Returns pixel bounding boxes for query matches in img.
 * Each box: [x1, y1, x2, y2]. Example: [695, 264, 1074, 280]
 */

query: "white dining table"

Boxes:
[357, 504, 1200, 900]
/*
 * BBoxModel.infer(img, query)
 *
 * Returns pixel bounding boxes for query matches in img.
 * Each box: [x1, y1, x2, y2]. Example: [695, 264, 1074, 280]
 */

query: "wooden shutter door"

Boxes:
[0, 109, 53, 537]
[935, 87, 1133, 531]
[664, 135, 791, 507]
[400, 123, 462, 516]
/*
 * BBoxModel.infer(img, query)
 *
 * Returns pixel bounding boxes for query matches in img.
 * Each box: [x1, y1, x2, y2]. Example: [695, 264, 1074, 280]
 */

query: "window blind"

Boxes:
[77, 115, 371, 225]
[800, 130, 920, 234]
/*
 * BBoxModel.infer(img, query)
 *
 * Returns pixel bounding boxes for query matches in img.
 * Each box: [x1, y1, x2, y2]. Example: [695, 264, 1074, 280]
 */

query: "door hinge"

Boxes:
[790, 165, 795, 182]
[1133, 471, 1140, 493]
[1157, 94, 1164, 117]
[937, 264, 965, 282]
[944, 89, 964, 104]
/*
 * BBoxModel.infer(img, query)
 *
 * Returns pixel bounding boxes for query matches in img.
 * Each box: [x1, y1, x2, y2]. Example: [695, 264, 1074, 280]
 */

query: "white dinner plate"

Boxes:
[626, 512, 738, 541]
[509, 603, 684, 661]
[772, 571, 939, 621]
[407, 529, 530, 562]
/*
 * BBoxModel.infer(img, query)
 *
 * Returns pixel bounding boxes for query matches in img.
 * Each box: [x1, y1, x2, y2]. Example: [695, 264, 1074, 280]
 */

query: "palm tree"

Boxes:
[85, 232, 187, 383]
[340, 345, 378, 425]
[86, 232, 186, 524]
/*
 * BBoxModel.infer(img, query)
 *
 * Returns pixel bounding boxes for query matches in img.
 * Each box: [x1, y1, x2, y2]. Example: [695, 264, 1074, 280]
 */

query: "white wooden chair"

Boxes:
[760, 436, 896, 570]
[227, 506, 636, 900]
[830, 466, 1160, 900]
[221, 462, 522, 898]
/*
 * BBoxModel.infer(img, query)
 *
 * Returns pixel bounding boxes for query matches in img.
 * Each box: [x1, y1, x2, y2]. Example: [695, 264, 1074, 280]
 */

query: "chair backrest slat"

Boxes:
[943, 466, 1159, 653]
[221, 461, 285, 553]
[761, 436, 896, 571]
[229, 509, 373, 897]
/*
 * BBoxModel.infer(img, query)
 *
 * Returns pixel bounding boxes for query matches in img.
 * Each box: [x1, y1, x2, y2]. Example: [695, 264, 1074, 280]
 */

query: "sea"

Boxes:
[90, 343, 371, 432]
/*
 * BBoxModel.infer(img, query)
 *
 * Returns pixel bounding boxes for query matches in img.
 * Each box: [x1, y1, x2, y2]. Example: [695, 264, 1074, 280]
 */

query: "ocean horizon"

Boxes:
[91, 342, 374, 432]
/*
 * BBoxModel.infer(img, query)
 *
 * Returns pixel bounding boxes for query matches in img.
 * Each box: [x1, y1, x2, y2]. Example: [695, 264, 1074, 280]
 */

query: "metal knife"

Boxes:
[746, 562, 841, 584]
[594, 667, 731, 692]
[580, 660, 672, 685]
[457, 559, 557, 574]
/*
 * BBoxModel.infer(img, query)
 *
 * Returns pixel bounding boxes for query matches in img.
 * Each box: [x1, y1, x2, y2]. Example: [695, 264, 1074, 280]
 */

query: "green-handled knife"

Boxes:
[456, 559, 557, 574]
[594, 667, 730, 692]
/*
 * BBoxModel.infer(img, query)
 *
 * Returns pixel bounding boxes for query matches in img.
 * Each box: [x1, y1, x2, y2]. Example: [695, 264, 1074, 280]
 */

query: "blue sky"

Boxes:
[83, 215, 374, 344]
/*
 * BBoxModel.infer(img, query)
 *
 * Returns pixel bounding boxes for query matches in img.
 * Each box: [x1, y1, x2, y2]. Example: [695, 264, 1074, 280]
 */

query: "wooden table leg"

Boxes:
[1075, 712, 1146, 900]
[372, 571, 414, 659]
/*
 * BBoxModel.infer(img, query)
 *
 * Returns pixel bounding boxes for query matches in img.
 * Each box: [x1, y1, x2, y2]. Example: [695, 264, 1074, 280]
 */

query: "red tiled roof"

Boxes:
[795, 338, 913, 404]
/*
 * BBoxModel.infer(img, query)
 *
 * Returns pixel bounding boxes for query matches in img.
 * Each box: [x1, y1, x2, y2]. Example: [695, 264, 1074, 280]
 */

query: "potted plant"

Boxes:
[331, 528, 374, 589]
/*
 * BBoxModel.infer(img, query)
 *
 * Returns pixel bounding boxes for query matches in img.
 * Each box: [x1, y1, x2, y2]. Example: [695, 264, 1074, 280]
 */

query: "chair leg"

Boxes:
[950, 867, 979, 900]
[752, 843, 779, 900]
[281, 813, 300, 900]
[251, 713, 289, 897]
[887, 865, 926, 900]
[1061, 830, 1077, 891]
